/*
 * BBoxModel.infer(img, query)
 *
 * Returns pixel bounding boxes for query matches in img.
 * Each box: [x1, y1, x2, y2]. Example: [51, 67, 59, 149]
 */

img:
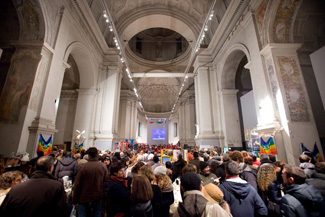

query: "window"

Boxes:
[138, 122, 141, 136]
[174, 122, 178, 137]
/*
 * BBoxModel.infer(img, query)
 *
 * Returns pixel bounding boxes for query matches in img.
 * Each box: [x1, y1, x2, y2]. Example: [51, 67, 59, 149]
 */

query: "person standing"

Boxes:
[72, 147, 109, 217]
[1, 156, 69, 217]
[55, 151, 78, 183]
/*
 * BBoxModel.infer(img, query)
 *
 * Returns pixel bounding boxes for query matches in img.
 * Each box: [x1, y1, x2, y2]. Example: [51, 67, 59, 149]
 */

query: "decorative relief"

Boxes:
[42, 1, 62, 47]
[13, 0, 45, 41]
[0, 48, 41, 123]
[273, 0, 301, 43]
[266, 58, 279, 114]
[278, 56, 309, 121]
[255, 0, 269, 46]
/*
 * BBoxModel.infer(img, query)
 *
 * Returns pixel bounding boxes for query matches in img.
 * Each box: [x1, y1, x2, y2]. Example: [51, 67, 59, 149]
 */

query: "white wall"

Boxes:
[240, 90, 258, 130]
[310, 46, 325, 110]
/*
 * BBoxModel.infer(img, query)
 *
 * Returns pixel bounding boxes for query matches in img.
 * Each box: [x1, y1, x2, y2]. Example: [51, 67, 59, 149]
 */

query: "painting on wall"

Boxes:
[278, 56, 309, 122]
[273, 0, 301, 43]
[255, 0, 269, 46]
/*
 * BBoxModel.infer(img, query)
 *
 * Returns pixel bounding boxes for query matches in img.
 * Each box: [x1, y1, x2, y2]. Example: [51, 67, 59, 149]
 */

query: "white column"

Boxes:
[193, 56, 220, 146]
[219, 89, 242, 147]
[73, 88, 97, 149]
[94, 62, 122, 150]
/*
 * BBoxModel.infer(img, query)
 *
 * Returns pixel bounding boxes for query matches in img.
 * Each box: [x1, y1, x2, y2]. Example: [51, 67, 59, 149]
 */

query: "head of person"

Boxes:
[178, 153, 183, 161]
[165, 161, 172, 169]
[180, 172, 202, 193]
[203, 156, 209, 162]
[299, 154, 311, 163]
[87, 147, 99, 160]
[37, 151, 44, 158]
[0, 171, 23, 190]
[257, 164, 276, 191]
[154, 166, 171, 189]
[193, 151, 199, 158]
[225, 160, 240, 178]
[36, 156, 55, 173]
[241, 151, 248, 158]
[200, 162, 210, 175]
[229, 151, 243, 164]
[139, 164, 155, 182]
[131, 161, 145, 175]
[273, 161, 285, 173]
[282, 164, 306, 185]
[269, 154, 276, 163]
[223, 153, 230, 163]
[182, 164, 197, 174]
[244, 156, 254, 166]
[65, 151, 72, 158]
[110, 162, 125, 178]
[74, 153, 81, 160]
[153, 155, 159, 163]
[104, 156, 111, 166]
[131, 175, 153, 203]
[315, 162, 325, 174]
[210, 161, 220, 173]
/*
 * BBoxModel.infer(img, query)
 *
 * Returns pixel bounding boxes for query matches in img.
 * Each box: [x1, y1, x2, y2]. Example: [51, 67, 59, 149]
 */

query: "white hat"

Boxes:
[154, 166, 167, 176]
[21, 153, 30, 162]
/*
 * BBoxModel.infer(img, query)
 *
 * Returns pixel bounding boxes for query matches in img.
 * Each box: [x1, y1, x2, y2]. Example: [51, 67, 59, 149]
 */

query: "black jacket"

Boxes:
[129, 201, 153, 217]
[281, 183, 324, 217]
[107, 179, 131, 217]
[172, 159, 187, 182]
[306, 172, 325, 197]
[241, 164, 258, 190]
[1, 171, 69, 217]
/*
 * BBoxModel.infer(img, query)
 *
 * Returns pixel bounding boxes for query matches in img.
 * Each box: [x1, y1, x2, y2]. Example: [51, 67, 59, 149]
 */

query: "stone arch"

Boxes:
[220, 43, 251, 89]
[120, 14, 197, 49]
[63, 42, 96, 89]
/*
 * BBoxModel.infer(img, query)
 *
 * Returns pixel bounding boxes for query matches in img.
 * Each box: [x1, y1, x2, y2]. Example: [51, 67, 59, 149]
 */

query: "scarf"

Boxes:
[111, 175, 127, 188]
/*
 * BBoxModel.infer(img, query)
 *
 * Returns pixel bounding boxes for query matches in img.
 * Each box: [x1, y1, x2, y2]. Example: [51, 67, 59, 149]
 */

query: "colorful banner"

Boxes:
[37, 134, 52, 155]
[73, 142, 84, 154]
[302, 143, 323, 162]
[149, 121, 164, 124]
[260, 136, 277, 155]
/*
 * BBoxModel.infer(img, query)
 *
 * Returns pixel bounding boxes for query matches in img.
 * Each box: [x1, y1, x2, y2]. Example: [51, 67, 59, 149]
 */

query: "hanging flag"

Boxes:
[73, 142, 84, 154]
[313, 143, 323, 162]
[260, 136, 277, 155]
[301, 143, 311, 153]
[37, 134, 52, 155]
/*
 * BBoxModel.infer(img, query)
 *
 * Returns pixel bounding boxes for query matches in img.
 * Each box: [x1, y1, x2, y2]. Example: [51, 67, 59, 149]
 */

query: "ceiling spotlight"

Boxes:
[204, 25, 208, 31]
[109, 26, 113, 32]
[105, 19, 109, 23]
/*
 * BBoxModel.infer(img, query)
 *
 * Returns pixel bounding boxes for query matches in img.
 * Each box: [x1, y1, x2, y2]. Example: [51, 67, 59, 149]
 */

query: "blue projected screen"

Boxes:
[152, 129, 165, 140]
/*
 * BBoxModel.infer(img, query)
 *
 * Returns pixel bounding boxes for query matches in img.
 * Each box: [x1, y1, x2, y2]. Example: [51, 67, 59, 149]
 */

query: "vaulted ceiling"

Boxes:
[86, 0, 231, 113]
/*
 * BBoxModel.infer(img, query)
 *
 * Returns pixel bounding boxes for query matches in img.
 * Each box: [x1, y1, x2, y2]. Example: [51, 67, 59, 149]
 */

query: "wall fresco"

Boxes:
[255, 0, 269, 46]
[278, 56, 309, 121]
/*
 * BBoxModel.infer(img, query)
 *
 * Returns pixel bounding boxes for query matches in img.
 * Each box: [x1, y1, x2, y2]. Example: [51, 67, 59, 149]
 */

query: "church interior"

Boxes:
[0, 0, 324, 165]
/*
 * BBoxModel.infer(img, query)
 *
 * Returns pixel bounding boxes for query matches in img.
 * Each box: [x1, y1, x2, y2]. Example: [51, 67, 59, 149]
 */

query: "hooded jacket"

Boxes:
[241, 164, 258, 190]
[219, 177, 267, 217]
[173, 190, 230, 217]
[55, 157, 78, 183]
[281, 183, 324, 217]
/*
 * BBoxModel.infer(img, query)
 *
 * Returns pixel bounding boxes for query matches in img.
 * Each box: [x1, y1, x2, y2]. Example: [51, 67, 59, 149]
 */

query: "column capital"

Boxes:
[260, 43, 302, 57]
[193, 54, 213, 74]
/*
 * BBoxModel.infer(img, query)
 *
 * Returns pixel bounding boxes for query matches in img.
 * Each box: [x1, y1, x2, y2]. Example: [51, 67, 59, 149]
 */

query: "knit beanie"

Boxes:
[200, 161, 209, 171]
[180, 172, 201, 191]
[154, 166, 167, 176]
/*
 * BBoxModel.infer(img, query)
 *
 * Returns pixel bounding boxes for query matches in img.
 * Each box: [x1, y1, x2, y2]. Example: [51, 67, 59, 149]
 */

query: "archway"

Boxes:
[220, 46, 257, 149]
[54, 55, 80, 150]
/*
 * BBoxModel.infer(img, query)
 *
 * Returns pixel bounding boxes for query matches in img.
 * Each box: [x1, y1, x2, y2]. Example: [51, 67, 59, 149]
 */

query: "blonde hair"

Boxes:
[257, 164, 276, 191]
[156, 174, 172, 190]
[139, 165, 155, 182]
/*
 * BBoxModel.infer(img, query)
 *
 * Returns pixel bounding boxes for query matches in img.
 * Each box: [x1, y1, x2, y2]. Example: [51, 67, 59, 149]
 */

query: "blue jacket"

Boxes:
[219, 179, 268, 217]
[281, 183, 324, 217]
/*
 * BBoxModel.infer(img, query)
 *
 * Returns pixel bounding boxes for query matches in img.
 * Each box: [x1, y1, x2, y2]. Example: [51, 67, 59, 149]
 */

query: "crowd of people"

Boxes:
[0, 147, 324, 217]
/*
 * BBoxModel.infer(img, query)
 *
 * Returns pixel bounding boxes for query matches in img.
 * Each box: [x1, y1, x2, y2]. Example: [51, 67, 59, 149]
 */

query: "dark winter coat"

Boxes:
[189, 158, 201, 173]
[306, 172, 325, 197]
[1, 170, 69, 217]
[219, 178, 268, 217]
[72, 159, 109, 204]
[55, 157, 78, 183]
[241, 164, 258, 190]
[151, 184, 162, 217]
[107, 179, 131, 217]
[161, 183, 174, 217]
[214, 163, 226, 183]
[281, 183, 324, 217]
[129, 201, 153, 217]
[172, 159, 187, 182]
